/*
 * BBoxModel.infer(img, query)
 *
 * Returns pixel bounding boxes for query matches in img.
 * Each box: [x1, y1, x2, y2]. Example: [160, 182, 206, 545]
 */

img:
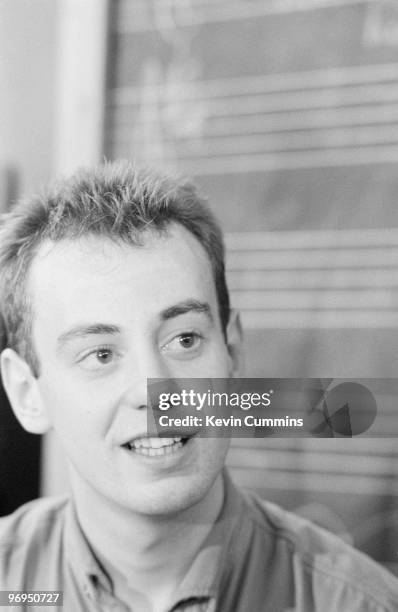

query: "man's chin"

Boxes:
[121, 475, 220, 518]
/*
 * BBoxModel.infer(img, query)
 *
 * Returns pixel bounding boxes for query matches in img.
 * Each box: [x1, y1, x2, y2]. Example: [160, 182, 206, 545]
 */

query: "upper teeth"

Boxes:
[129, 437, 182, 449]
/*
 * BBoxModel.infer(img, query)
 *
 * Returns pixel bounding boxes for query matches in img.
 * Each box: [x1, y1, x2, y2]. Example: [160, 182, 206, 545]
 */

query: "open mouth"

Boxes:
[122, 436, 190, 457]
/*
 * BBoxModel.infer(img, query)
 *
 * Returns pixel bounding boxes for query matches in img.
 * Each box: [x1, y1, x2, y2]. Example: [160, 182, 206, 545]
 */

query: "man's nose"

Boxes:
[119, 350, 171, 411]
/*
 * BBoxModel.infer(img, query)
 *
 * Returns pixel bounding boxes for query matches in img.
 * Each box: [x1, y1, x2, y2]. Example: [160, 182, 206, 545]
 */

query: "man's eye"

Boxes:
[163, 332, 203, 354]
[179, 334, 197, 349]
[95, 348, 114, 364]
[78, 347, 117, 369]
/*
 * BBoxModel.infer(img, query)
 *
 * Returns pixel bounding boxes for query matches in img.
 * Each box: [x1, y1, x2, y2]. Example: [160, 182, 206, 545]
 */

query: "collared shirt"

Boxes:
[0, 471, 397, 611]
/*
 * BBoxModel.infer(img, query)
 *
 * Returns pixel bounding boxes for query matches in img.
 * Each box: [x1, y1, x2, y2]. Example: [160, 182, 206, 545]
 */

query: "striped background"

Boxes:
[105, 0, 398, 572]
[226, 228, 398, 329]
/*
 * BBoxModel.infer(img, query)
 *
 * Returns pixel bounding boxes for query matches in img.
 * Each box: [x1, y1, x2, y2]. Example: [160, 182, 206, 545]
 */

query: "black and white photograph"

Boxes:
[1, 1, 398, 610]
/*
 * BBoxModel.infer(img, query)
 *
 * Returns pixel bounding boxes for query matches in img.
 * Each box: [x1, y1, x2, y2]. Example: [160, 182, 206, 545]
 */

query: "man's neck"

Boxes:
[69, 471, 225, 612]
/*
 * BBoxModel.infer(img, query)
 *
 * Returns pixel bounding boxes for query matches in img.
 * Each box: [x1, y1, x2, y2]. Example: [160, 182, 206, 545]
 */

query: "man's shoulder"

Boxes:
[0, 496, 69, 588]
[0, 496, 68, 545]
[240, 489, 398, 611]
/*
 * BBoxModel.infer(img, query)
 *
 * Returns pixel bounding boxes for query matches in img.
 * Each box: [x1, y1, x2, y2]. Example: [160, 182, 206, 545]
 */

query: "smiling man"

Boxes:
[0, 161, 397, 612]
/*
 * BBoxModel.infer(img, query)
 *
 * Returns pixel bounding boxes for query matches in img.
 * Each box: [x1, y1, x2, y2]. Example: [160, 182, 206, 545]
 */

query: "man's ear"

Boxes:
[226, 309, 244, 377]
[0, 348, 51, 434]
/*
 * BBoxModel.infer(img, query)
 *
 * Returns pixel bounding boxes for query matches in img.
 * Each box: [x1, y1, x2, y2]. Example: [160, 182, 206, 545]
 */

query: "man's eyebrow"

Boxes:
[56, 324, 121, 349]
[160, 300, 213, 322]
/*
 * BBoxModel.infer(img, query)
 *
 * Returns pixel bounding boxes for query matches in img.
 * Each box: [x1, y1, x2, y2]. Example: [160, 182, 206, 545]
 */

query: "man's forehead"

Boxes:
[28, 225, 217, 326]
[31, 223, 210, 270]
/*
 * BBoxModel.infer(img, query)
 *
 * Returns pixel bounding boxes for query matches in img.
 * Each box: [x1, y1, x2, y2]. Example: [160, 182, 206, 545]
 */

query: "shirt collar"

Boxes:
[169, 469, 243, 607]
[64, 497, 113, 596]
[63, 469, 244, 607]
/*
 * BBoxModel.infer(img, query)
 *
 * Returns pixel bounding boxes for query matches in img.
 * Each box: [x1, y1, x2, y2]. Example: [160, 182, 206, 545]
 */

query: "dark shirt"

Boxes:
[0, 471, 397, 611]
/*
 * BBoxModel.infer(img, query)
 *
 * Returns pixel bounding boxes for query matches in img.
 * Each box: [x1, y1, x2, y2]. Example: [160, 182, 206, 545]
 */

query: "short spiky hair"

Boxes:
[0, 160, 230, 376]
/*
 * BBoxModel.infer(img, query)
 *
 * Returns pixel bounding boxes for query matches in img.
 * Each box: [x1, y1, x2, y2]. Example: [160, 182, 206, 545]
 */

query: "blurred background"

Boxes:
[1, 0, 398, 575]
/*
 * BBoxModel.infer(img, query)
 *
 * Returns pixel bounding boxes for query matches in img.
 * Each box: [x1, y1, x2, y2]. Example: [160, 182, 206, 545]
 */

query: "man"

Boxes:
[0, 160, 397, 612]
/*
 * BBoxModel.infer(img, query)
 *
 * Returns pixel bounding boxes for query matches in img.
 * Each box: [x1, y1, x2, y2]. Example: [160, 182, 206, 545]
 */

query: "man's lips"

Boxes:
[120, 425, 201, 448]
[120, 435, 195, 457]
[120, 429, 200, 452]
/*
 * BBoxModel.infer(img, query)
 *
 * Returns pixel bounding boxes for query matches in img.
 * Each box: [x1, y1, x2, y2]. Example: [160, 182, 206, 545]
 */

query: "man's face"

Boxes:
[28, 224, 235, 515]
